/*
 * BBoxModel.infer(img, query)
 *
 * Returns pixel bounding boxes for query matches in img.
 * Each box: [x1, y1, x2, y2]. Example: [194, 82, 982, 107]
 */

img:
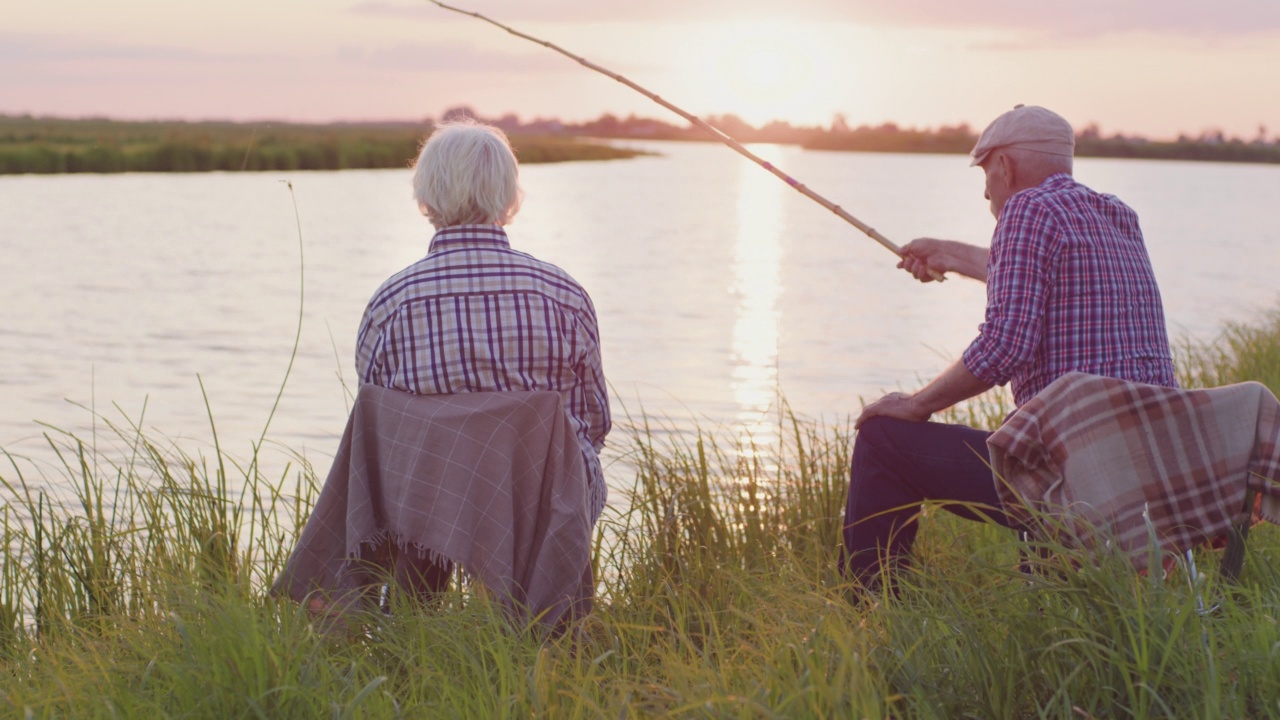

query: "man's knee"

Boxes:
[851, 415, 916, 471]
[854, 415, 896, 449]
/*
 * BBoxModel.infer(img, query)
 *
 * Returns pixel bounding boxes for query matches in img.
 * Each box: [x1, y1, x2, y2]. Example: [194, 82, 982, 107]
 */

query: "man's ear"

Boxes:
[995, 151, 1015, 188]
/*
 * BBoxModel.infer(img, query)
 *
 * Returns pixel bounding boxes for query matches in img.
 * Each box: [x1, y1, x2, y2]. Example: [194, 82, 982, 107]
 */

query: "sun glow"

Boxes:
[729, 143, 786, 450]
[721, 39, 809, 101]
[699, 21, 825, 128]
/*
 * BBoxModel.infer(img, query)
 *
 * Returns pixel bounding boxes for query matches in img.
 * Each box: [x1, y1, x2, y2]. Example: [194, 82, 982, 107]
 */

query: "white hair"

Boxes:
[1002, 146, 1074, 177]
[412, 119, 523, 229]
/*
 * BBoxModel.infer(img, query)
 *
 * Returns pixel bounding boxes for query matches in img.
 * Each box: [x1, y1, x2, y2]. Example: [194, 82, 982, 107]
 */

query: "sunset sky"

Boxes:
[6, 0, 1280, 140]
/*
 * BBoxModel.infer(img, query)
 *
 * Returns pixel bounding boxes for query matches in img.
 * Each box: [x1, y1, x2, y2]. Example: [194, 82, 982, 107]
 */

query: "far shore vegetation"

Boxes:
[3, 303, 1280, 716]
[0, 112, 650, 175]
[4, 105, 1279, 175]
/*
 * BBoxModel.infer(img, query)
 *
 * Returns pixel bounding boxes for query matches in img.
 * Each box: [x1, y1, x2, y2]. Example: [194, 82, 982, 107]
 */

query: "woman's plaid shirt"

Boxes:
[962, 174, 1177, 407]
[356, 224, 610, 518]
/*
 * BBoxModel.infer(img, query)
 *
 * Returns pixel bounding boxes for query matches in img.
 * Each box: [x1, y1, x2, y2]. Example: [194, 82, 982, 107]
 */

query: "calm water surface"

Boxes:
[3, 141, 1279, 491]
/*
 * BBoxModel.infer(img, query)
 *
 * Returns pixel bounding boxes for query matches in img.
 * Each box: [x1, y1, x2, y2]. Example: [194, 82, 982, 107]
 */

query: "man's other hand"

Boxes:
[897, 238, 990, 283]
[855, 392, 931, 429]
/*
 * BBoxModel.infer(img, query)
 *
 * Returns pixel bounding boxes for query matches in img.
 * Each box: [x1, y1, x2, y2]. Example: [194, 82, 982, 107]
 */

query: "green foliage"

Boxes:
[1177, 306, 1280, 394]
[802, 124, 1280, 164]
[512, 137, 652, 164]
[803, 124, 977, 155]
[1076, 135, 1280, 165]
[0, 115, 647, 175]
[3, 310, 1280, 717]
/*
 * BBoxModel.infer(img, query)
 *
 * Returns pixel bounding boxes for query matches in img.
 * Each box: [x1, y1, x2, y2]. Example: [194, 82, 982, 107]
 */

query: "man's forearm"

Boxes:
[899, 238, 990, 283]
[854, 359, 995, 428]
[911, 359, 994, 415]
[943, 242, 991, 282]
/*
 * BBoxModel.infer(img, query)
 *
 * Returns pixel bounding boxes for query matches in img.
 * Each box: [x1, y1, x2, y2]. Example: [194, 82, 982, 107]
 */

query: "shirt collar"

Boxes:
[1042, 172, 1075, 189]
[428, 224, 512, 253]
[1011, 173, 1074, 204]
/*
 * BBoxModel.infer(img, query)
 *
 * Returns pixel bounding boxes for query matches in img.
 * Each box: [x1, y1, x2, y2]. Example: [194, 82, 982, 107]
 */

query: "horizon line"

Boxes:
[1, 109, 1268, 145]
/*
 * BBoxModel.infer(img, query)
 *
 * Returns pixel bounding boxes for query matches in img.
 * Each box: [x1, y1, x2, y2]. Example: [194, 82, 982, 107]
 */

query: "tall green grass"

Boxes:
[3, 312, 1280, 717]
[1177, 306, 1280, 393]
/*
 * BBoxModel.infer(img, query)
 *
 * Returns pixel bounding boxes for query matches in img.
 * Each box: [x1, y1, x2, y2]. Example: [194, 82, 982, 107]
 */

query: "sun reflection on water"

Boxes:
[729, 145, 786, 453]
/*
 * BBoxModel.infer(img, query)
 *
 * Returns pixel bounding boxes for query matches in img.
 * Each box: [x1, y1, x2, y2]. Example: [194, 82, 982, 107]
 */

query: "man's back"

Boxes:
[963, 174, 1177, 405]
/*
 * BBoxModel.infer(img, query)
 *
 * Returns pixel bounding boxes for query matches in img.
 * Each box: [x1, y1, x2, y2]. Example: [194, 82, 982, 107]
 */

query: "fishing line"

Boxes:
[427, 0, 944, 281]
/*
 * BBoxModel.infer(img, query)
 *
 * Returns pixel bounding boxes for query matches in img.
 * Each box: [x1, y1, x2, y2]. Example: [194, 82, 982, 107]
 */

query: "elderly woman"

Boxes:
[274, 120, 610, 626]
[355, 119, 611, 523]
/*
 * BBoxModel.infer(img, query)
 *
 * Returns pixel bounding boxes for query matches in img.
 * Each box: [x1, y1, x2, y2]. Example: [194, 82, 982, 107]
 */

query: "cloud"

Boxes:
[849, 0, 1280, 38]
[350, 0, 1280, 37]
[0, 29, 608, 93]
[348, 0, 678, 23]
[334, 42, 571, 73]
[348, 0, 837, 24]
[0, 33, 272, 65]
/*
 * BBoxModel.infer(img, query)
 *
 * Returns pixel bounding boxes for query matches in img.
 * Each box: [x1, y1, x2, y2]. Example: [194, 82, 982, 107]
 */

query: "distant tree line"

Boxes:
[805, 121, 1280, 164]
[459, 105, 1280, 165]
[0, 115, 645, 175]
[5, 109, 1278, 175]
[1070, 122, 1280, 164]
[0, 116, 424, 174]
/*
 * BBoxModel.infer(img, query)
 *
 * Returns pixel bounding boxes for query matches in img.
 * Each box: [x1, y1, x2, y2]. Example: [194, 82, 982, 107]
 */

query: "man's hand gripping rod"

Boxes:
[428, 0, 944, 282]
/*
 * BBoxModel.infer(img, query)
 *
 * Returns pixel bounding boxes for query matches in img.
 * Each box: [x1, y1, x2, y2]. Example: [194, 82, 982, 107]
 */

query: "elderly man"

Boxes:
[840, 105, 1178, 591]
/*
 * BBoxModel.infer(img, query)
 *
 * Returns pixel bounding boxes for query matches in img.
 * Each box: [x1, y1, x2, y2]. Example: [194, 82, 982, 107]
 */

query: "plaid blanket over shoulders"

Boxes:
[987, 372, 1280, 568]
[272, 385, 593, 628]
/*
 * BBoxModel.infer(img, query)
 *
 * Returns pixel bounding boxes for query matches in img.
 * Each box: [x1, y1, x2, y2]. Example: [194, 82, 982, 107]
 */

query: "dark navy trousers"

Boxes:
[840, 416, 1019, 588]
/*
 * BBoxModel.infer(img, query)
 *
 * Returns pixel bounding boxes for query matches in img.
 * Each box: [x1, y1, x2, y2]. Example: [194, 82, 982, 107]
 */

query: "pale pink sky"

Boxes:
[5, 0, 1280, 139]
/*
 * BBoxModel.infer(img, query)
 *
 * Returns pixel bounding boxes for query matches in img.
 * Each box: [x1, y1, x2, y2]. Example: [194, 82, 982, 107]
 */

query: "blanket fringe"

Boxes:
[339, 528, 464, 581]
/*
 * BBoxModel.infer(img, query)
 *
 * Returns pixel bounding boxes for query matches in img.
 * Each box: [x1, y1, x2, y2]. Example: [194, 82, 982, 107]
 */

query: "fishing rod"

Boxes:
[428, 0, 944, 282]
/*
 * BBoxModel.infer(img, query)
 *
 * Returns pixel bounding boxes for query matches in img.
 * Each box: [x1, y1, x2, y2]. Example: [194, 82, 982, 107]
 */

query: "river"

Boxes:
[3, 140, 1278, 492]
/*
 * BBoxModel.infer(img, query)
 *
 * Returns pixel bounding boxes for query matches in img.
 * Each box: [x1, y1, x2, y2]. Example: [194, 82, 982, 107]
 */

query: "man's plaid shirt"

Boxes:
[962, 173, 1177, 406]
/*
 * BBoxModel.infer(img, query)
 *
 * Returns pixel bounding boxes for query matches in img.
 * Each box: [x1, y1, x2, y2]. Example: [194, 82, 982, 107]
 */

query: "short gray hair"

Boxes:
[412, 119, 523, 228]
[1001, 146, 1074, 177]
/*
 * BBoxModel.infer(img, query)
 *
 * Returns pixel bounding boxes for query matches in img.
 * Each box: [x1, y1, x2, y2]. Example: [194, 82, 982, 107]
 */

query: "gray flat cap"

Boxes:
[970, 104, 1075, 167]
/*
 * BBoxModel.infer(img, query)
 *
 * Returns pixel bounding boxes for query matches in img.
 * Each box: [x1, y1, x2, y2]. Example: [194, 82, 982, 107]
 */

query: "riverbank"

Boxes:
[0, 115, 649, 174]
[9, 114, 1279, 177]
[555, 113, 1280, 165]
[798, 126, 1280, 165]
[2, 309, 1279, 716]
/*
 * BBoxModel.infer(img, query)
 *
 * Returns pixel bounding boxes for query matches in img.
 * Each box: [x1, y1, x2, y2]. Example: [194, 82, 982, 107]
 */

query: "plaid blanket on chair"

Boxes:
[987, 372, 1280, 569]
[273, 385, 593, 629]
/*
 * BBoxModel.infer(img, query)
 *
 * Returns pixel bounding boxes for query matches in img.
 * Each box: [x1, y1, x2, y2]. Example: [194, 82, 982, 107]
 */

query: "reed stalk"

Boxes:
[1, 386, 1277, 716]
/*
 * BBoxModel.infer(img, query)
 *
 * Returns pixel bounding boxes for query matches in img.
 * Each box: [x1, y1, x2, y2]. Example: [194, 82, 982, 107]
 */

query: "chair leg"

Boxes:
[1218, 488, 1256, 583]
[390, 544, 453, 607]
